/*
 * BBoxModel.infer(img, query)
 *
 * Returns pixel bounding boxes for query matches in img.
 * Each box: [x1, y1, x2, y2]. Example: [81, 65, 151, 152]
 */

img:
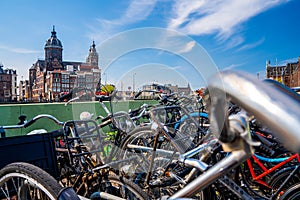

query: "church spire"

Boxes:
[44, 26, 63, 70]
[51, 25, 57, 38]
[89, 40, 96, 53]
[86, 41, 99, 68]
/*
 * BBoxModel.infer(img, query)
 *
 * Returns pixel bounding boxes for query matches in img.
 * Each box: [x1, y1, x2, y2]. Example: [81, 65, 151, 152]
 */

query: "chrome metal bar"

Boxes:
[2, 114, 63, 129]
[126, 144, 180, 156]
[181, 157, 208, 172]
[208, 71, 300, 153]
[179, 137, 218, 159]
[170, 148, 250, 199]
[32, 114, 64, 125]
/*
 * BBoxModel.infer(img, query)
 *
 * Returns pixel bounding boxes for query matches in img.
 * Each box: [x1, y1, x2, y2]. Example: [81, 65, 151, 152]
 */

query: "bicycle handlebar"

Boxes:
[65, 96, 80, 106]
[207, 70, 300, 153]
[1, 114, 64, 130]
[130, 104, 149, 121]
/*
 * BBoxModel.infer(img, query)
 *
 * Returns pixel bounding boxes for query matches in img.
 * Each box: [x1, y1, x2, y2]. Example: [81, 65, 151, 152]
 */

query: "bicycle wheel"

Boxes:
[119, 125, 195, 199]
[269, 166, 300, 198]
[119, 125, 176, 176]
[94, 175, 149, 200]
[176, 113, 210, 145]
[0, 162, 63, 200]
[279, 183, 300, 200]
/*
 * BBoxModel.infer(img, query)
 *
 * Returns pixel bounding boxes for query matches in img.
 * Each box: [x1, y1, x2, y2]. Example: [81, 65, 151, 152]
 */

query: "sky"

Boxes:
[0, 0, 299, 90]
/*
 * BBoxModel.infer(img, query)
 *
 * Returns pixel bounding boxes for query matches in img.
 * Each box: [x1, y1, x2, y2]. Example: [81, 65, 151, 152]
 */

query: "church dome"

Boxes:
[45, 26, 62, 48]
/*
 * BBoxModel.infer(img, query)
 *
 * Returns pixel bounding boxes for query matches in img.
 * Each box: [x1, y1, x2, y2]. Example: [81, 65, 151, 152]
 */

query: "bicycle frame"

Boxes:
[246, 153, 300, 187]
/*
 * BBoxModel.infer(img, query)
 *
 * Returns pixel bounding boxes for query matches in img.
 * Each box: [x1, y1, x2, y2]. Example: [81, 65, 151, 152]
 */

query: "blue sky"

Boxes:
[0, 0, 299, 90]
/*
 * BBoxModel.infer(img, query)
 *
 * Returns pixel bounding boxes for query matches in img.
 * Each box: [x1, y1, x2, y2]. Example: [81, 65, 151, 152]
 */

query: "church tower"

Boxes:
[86, 41, 99, 68]
[44, 26, 63, 71]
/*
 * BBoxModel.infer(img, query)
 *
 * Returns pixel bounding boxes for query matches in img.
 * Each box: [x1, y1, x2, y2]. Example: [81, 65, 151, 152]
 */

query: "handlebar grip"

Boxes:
[24, 119, 36, 128]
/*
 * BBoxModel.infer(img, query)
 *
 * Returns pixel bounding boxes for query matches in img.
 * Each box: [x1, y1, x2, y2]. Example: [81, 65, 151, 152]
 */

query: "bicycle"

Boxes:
[64, 87, 151, 165]
[0, 114, 149, 199]
[166, 70, 300, 199]
[118, 100, 210, 198]
[0, 162, 79, 200]
[118, 70, 298, 198]
[0, 115, 79, 200]
[53, 116, 149, 199]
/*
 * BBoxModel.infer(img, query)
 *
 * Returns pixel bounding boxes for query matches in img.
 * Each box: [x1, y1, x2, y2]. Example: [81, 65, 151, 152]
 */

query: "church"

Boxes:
[28, 26, 100, 102]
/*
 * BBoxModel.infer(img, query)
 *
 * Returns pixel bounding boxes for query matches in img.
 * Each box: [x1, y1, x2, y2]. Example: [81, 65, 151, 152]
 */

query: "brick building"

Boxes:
[19, 79, 30, 101]
[266, 57, 300, 88]
[29, 27, 100, 102]
[0, 64, 17, 102]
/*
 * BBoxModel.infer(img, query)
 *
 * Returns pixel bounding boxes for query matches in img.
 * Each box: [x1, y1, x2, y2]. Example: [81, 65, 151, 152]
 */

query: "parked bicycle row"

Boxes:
[0, 70, 300, 200]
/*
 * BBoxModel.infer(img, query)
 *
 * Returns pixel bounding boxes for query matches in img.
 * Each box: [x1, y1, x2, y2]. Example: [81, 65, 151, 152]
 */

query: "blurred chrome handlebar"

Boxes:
[208, 70, 300, 153]
[170, 70, 300, 199]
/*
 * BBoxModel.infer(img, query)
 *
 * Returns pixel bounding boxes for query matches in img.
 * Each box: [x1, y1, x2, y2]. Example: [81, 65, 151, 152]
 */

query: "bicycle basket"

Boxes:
[63, 120, 105, 157]
[150, 105, 181, 127]
[112, 111, 136, 133]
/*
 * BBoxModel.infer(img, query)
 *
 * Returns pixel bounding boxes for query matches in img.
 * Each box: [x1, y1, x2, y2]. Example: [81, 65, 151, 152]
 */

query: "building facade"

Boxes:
[28, 27, 100, 102]
[136, 83, 192, 100]
[266, 57, 300, 88]
[0, 65, 17, 102]
[19, 80, 30, 102]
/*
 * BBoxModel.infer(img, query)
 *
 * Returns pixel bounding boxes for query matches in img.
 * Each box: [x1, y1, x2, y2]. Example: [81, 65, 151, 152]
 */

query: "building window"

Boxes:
[4, 90, 10, 97]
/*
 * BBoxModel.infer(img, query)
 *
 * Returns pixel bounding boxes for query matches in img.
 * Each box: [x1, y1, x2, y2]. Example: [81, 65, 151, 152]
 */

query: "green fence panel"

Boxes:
[0, 100, 157, 137]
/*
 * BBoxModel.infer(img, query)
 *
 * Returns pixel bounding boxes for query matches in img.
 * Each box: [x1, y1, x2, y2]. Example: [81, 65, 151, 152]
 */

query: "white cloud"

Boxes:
[90, 0, 158, 42]
[223, 35, 245, 50]
[278, 57, 299, 65]
[177, 41, 196, 54]
[169, 0, 206, 29]
[0, 44, 41, 54]
[168, 0, 287, 40]
[237, 38, 265, 51]
[122, 0, 157, 24]
[222, 62, 245, 70]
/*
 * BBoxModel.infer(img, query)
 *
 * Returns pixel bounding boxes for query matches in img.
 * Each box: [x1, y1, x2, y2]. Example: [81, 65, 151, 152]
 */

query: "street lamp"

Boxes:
[133, 73, 136, 92]
[103, 73, 107, 84]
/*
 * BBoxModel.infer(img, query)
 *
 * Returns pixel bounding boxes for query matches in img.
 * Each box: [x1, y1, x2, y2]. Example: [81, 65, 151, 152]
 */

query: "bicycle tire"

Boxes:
[95, 174, 149, 200]
[279, 183, 300, 200]
[0, 162, 63, 200]
[120, 125, 176, 174]
[269, 166, 300, 198]
[176, 113, 210, 146]
[120, 126, 209, 199]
